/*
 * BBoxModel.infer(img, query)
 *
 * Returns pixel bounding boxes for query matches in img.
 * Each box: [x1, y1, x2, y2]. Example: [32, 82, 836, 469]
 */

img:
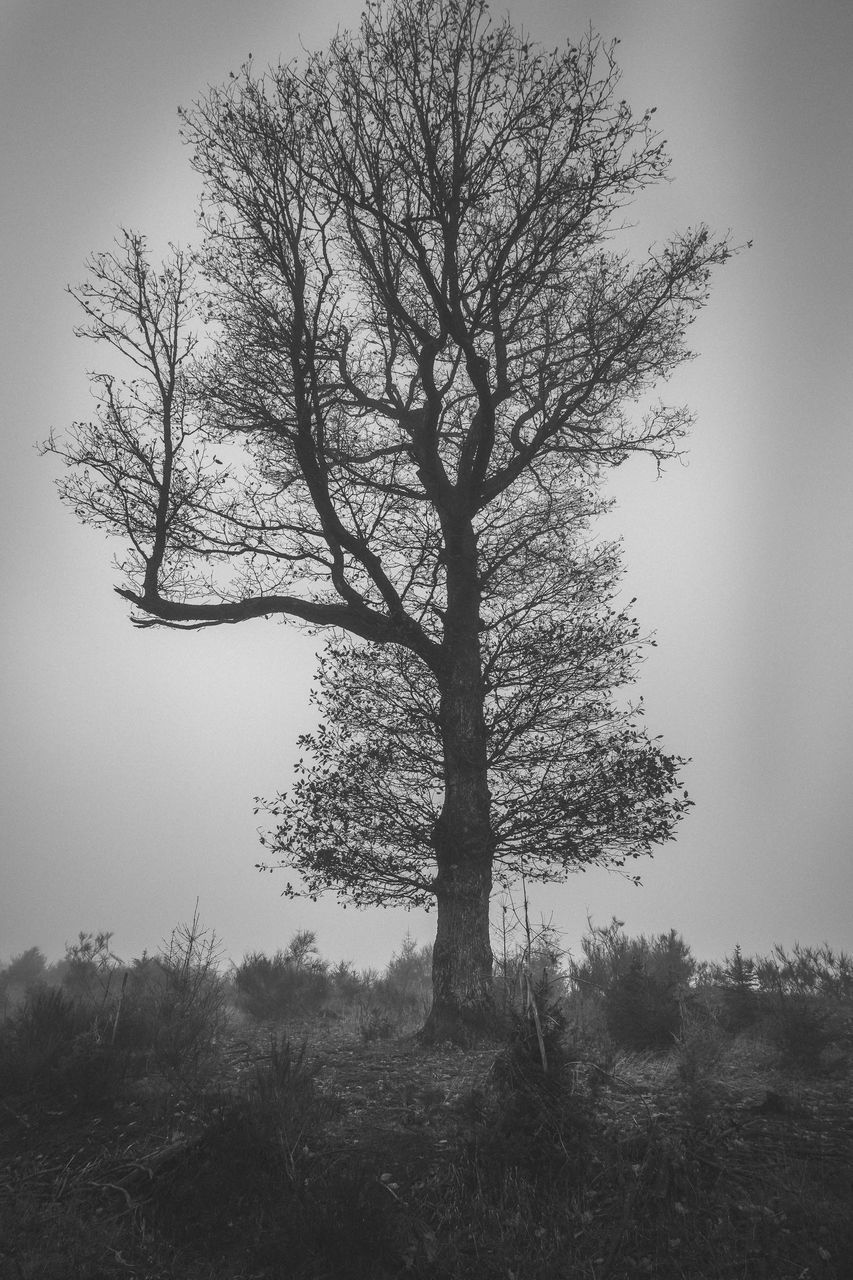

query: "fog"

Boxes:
[1, 0, 851, 971]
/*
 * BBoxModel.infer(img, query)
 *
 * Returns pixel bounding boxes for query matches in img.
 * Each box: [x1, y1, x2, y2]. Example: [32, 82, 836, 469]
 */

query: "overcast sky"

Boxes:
[1, 0, 851, 973]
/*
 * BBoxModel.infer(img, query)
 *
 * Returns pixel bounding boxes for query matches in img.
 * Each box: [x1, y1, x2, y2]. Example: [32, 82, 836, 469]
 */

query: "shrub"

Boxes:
[568, 920, 694, 1051]
[706, 940, 853, 1070]
[714, 944, 761, 1032]
[0, 986, 82, 1092]
[235, 931, 331, 1020]
[236, 951, 329, 1019]
[0, 985, 128, 1105]
[0, 946, 48, 1013]
[330, 959, 367, 1001]
[58, 930, 124, 1005]
[125, 911, 228, 1080]
[756, 941, 853, 1000]
[571, 919, 695, 993]
[372, 933, 432, 1016]
[605, 959, 682, 1050]
[235, 950, 295, 1019]
[470, 976, 599, 1194]
[764, 993, 839, 1073]
[492, 901, 570, 1016]
[357, 1002, 397, 1042]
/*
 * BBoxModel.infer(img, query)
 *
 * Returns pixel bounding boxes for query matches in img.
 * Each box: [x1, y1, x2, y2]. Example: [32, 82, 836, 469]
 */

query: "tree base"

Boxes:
[419, 999, 505, 1048]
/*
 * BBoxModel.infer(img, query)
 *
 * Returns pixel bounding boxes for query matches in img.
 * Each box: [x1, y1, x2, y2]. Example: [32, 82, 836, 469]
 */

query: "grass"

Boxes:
[2, 1018, 851, 1278]
[1, 928, 852, 1279]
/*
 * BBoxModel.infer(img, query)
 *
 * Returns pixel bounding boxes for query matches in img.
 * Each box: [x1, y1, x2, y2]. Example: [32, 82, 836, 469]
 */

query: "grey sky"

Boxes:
[1, 0, 851, 971]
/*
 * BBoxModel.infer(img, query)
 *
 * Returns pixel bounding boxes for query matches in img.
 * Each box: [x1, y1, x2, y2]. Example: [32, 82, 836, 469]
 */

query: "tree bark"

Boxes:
[422, 523, 497, 1044]
[424, 844, 496, 1043]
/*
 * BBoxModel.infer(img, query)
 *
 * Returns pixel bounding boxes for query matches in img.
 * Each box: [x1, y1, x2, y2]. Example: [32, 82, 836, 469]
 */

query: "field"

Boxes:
[1, 924, 851, 1279]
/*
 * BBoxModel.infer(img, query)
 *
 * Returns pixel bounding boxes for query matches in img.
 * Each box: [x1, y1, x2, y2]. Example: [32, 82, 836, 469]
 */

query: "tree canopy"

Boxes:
[261, 531, 691, 909]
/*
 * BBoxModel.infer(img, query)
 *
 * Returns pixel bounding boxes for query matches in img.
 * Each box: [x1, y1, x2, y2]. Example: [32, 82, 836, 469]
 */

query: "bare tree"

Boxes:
[45, 0, 731, 1041]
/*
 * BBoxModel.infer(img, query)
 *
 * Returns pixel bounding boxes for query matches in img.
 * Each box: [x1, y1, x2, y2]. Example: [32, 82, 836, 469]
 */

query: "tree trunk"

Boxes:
[424, 847, 496, 1043]
[422, 521, 497, 1044]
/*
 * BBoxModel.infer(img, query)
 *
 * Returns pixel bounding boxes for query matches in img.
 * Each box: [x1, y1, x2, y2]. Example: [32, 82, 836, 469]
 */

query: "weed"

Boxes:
[358, 1001, 398, 1042]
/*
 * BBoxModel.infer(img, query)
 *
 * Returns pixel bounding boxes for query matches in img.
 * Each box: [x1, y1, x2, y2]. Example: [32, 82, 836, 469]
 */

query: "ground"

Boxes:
[1, 1016, 852, 1279]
